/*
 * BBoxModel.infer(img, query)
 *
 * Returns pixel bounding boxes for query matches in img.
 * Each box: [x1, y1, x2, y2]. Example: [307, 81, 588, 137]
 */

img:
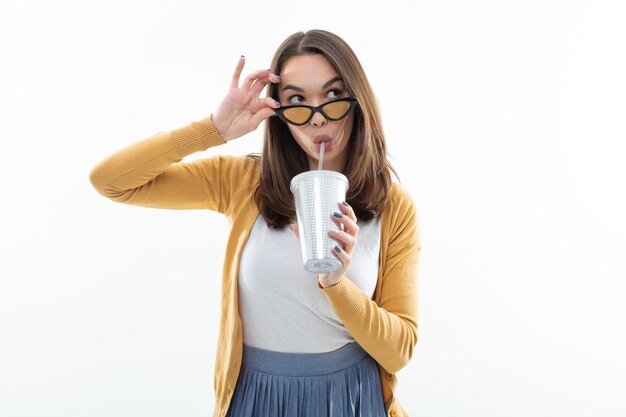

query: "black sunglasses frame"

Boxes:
[272, 97, 358, 126]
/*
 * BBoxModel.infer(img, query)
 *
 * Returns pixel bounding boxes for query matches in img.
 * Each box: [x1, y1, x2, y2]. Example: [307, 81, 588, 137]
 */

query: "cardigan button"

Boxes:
[387, 372, 393, 379]
[390, 410, 397, 417]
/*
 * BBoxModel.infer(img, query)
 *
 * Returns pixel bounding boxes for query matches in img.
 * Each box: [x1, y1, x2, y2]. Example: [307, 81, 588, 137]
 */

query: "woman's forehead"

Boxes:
[279, 54, 342, 91]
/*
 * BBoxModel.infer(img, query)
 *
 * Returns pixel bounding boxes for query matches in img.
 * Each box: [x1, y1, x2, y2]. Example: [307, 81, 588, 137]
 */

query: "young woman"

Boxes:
[90, 29, 421, 417]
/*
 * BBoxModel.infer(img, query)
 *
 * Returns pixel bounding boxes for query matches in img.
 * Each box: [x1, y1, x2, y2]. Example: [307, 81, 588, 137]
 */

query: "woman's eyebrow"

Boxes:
[281, 75, 343, 93]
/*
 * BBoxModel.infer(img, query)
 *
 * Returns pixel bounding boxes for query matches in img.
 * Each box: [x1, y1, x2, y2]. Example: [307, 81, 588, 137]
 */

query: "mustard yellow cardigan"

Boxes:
[90, 115, 422, 417]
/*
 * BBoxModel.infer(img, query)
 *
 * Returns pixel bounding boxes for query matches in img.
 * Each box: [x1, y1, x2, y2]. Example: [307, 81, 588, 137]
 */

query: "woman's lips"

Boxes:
[314, 140, 331, 151]
[314, 135, 332, 151]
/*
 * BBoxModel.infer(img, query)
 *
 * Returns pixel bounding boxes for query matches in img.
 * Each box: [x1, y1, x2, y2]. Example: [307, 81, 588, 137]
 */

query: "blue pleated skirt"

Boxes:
[225, 341, 387, 417]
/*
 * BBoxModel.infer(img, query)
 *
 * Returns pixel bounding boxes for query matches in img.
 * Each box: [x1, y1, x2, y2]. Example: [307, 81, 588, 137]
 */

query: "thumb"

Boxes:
[250, 107, 276, 129]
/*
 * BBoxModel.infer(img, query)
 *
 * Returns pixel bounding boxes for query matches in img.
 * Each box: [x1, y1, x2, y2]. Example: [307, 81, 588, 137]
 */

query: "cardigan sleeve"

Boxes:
[320, 187, 421, 373]
[89, 115, 249, 214]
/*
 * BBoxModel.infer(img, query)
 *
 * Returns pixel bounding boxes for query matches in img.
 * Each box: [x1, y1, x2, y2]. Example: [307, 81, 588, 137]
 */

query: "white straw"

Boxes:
[318, 141, 325, 170]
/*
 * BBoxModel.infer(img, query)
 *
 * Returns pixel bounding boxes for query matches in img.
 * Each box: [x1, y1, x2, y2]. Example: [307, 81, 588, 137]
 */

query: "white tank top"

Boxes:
[238, 214, 381, 353]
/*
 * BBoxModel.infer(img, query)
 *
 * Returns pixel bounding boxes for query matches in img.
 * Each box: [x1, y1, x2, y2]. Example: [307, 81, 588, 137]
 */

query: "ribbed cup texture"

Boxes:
[290, 171, 349, 273]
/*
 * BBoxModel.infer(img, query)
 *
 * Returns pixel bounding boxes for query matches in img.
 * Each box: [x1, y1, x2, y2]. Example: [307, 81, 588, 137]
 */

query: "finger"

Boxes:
[332, 244, 351, 265]
[250, 73, 280, 98]
[249, 106, 277, 128]
[339, 201, 357, 222]
[328, 228, 356, 253]
[331, 211, 359, 236]
[249, 78, 269, 99]
[231, 56, 246, 89]
[242, 69, 272, 91]
[261, 96, 281, 110]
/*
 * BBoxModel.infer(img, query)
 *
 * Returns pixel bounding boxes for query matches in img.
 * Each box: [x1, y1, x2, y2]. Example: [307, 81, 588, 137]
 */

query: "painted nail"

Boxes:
[342, 201, 350, 207]
[335, 245, 342, 252]
[333, 212, 343, 218]
[274, 100, 281, 106]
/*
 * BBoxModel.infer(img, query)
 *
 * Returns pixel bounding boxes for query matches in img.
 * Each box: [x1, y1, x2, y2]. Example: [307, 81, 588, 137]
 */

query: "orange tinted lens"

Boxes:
[323, 101, 351, 119]
[283, 107, 312, 124]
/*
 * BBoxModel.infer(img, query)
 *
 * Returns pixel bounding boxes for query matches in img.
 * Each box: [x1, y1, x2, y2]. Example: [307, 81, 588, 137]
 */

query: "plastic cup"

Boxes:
[290, 170, 349, 273]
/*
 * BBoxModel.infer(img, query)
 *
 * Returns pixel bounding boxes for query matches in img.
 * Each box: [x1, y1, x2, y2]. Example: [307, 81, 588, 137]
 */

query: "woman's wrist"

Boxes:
[210, 113, 230, 142]
[318, 275, 344, 289]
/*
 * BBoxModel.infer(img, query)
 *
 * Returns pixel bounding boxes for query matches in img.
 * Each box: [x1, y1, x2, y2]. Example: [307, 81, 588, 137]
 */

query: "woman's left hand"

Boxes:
[290, 201, 359, 288]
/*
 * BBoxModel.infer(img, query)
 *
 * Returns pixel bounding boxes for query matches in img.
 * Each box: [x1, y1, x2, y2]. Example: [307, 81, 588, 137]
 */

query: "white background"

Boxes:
[1, 0, 625, 416]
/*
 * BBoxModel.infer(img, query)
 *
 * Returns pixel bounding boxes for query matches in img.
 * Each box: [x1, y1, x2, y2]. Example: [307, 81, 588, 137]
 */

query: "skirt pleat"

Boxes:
[225, 342, 387, 417]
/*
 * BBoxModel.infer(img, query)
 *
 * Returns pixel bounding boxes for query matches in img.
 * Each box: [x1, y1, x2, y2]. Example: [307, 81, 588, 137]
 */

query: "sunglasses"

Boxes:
[272, 97, 358, 126]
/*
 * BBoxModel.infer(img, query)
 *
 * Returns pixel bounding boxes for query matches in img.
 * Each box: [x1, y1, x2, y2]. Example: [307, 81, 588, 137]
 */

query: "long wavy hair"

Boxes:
[251, 29, 398, 229]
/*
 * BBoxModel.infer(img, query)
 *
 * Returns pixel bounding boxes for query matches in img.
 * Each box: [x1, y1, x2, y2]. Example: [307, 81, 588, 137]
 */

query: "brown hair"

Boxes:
[252, 29, 398, 229]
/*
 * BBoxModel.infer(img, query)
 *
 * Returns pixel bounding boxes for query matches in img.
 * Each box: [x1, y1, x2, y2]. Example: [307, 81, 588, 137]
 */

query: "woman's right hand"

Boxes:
[211, 56, 281, 142]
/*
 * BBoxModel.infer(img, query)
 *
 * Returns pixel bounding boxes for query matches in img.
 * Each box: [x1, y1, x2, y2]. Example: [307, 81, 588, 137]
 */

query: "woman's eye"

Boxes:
[288, 95, 304, 104]
[327, 89, 343, 99]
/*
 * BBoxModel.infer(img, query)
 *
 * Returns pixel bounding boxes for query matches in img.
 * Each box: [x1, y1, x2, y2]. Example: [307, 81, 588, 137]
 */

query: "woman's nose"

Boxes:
[310, 110, 327, 127]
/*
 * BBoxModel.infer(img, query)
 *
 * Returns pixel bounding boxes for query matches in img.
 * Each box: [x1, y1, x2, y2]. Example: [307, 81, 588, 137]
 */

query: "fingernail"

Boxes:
[335, 245, 342, 252]
[342, 201, 350, 207]
[274, 100, 281, 107]
[241, 55, 245, 58]
[333, 212, 343, 218]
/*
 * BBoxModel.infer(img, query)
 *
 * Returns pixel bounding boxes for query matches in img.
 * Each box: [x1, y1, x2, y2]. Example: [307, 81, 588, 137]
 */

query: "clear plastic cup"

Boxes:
[290, 170, 349, 273]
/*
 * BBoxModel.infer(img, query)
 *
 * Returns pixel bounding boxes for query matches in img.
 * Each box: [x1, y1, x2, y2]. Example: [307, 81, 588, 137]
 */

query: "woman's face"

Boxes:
[277, 54, 355, 172]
